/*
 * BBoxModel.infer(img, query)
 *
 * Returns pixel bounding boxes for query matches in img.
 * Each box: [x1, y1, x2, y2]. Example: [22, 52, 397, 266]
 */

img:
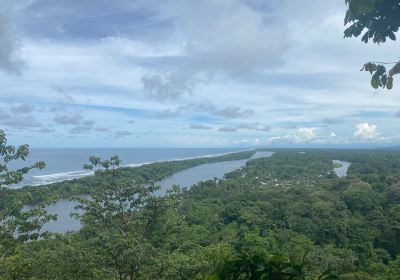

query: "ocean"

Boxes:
[23, 150, 273, 233]
[10, 148, 246, 187]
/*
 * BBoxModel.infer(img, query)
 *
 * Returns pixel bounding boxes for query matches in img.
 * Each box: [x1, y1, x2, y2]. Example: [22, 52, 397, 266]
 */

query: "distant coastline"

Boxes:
[13, 148, 254, 188]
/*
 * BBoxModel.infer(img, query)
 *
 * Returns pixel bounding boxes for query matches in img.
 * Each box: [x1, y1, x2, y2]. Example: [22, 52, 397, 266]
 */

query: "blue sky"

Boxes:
[0, 0, 399, 148]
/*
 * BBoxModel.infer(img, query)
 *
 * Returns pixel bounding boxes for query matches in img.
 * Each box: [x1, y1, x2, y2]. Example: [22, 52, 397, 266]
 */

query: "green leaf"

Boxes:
[363, 63, 377, 74]
[389, 63, 400, 76]
[386, 76, 393, 90]
[34, 161, 46, 170]
[83, 164, 93, 170]
[371, 74, 380, 89]
[381, 74, 388, 87]
[376, 65, 386, 75]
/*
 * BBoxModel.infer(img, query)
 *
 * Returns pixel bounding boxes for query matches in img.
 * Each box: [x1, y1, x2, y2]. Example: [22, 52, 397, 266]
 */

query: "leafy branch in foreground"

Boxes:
[0, 130, 46, 189]
[344, 0, 400, 89]
[74, 155, 183, 280]
[0, 129, 54, 276]
[361, 61, 400, 89]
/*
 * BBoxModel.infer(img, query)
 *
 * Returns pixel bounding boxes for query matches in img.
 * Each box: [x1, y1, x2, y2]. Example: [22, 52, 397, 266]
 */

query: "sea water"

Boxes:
[10, 148, 246, 187]
[24, 151, 273, 233]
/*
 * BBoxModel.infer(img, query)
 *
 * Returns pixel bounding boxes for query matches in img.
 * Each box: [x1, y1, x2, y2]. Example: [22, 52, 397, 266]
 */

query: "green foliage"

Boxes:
[360, 62, 399, 89]
[0, 130, 46, 188]
[344, 0, 400, 89]
[3, 148, 400, 278]
[333, 162, 343, 169]
[0, 130, 53, 278]
[344, 0, 399, 44]
[207, 252, 308, 280]
[83, 155, 122, 171]
[2, 235, 107, 280]
[14, 150, 256, 206]
[72, 156, 186, 280]
[385, 256, 400, 279]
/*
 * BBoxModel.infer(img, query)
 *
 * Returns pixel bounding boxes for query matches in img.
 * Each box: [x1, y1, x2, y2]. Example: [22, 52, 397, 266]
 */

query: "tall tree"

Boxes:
[74, 156, 182, 280]
[0, 130, 53, 274]
[344, 0, 400, 89]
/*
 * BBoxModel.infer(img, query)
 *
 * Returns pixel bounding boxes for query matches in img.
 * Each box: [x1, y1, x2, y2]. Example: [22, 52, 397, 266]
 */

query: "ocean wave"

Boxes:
[124, 162, 151, 168]
[31, 170, 94, 186]
[27, 149, 256, 187]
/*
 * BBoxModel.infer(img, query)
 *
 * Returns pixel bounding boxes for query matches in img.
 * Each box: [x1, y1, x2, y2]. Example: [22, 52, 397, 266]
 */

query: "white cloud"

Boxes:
[353, 122, 379, 140]
[238, 122, 270, 131]
[268, 127, 317, 144]
[1, 0, 399, 147]
[297, 127, 316, 141]
[233, 138, 261, 145]
[180, 102, 254, 119]
[0, 0, 22, 73]
[142, 0, 289, 100]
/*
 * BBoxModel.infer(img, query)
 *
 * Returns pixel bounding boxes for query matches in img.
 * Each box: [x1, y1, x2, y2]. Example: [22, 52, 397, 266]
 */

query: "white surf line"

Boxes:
[24, 149, 257, 187]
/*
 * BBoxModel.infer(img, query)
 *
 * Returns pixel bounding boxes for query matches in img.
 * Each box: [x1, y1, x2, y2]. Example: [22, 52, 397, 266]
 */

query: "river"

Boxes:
[31, 151, 273, 233]
[333, 160, 351, 177]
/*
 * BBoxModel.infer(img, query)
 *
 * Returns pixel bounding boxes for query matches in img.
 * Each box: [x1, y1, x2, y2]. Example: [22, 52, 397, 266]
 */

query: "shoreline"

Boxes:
[17, 148, 256, 188]
[15, 150, 259, 205]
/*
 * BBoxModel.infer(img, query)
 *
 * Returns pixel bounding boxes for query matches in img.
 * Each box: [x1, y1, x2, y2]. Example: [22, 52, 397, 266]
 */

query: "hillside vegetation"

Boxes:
[2, 145, 400, 279]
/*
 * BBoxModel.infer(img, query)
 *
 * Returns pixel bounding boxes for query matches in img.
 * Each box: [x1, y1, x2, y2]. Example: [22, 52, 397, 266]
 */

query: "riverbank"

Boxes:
[332, 160, 351, 177]
[13, 150, 257, 206]
[13, 148, 255, 187]
[24, 150, 272, 233]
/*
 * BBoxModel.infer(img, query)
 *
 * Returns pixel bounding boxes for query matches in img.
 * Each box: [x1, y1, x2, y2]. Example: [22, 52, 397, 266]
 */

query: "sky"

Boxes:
[0, 0, 399, 148]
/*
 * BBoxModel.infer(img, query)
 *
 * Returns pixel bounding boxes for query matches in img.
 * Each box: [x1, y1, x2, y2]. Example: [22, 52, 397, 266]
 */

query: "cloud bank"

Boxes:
[0, 0, 399, 147]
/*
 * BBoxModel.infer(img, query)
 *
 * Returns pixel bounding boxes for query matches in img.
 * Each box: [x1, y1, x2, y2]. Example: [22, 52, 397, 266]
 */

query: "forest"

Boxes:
[2, 132, 400, 279]
[8, 149, 256, 206]
[1, 0, 399, 279]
